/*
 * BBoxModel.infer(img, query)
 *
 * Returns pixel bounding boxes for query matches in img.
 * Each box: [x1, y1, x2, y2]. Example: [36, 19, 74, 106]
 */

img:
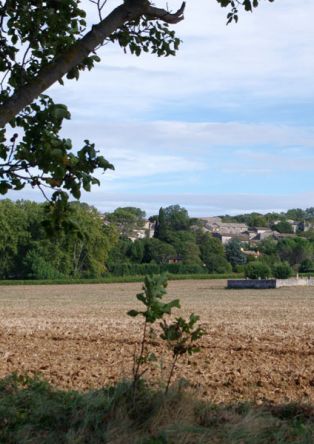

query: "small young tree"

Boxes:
[127, 273, 204, 391]
[127, 274, 180, 386]
[160, 313, 205, 393]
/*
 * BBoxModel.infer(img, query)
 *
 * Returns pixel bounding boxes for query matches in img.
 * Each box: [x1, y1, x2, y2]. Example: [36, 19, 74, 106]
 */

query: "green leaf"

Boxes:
[127, 310, 139, 317]
[53, 105, 71, 120]
[0, 181, 10, 194]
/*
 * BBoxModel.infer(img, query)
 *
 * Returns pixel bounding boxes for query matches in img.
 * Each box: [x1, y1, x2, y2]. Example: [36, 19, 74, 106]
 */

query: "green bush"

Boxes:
[24, 252, 66, 280]
[299, 258, 314, 273]
[203, 254, 232, 274]
[272, 262, 293, 279]
[235, 264, 245, 273]
[244, 262, 271, 279]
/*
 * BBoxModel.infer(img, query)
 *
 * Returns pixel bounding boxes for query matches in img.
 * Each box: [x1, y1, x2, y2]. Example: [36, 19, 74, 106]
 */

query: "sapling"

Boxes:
[160, 314, 205, 393]
[127, 274, 180, 387]
[127, 274, 205, 393]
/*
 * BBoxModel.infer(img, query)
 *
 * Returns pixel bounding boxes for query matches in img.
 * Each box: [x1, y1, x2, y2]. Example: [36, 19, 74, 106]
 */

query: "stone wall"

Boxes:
[227, 277, 314, 289]
[276, 277, 314, 288]
[227, 279, 276, 289]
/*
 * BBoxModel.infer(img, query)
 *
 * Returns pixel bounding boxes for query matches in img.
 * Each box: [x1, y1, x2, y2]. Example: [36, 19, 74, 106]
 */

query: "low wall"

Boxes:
[227, 277, 314, 289]
[276, 277, 314, 287]
[227, 279, 276, 289]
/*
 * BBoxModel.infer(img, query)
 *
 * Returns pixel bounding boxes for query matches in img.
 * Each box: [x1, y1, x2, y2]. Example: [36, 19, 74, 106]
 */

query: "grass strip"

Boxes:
[0, 273, 244, 286]
[0, 374, 312, 444]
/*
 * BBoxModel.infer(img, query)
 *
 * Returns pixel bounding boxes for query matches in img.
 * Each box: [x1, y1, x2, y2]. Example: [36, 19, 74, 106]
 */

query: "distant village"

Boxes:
[104, 214, 314, 244]
[195, 217, 313, 244]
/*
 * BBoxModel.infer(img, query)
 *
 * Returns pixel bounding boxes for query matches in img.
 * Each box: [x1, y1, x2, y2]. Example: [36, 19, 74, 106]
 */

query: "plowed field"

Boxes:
[0, 280, 313, 404]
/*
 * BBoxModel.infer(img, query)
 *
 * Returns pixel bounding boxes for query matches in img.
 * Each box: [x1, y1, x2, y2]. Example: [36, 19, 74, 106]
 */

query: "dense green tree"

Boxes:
[264, 212, 285, 224]
[225, 239, 247, 270]
[142, 238, 176, 264]
[197, 232, 224, 259]
[154, 206, 202, 265]
[64, 202, 115, 277]
[196, 232, 229, 272]
[154, 207, 169, 241]
[0, 199, 29, 277]
[167, 230, 196, 245]
[128, 239, 145, 263]
[22, 240, 71, 279]
[277, 237, 313, 267]
[203, 254, 232, 274]
[285, 208, 306, 221]
[272, 221, 294, 234]
[305, 207, 314, 220]
[299, 258, 314, 273]
[107, 238, 133, 265]
[175, 240, 202, 265]
[0, 199, 115, 278]
[247, 213, 268, 228]
[244, 262, 271, 279]
[272, 262, 293, 279]
[259, 238, 277, 256]
[162, 205, 190, 232]
[106, 207, 146, 238]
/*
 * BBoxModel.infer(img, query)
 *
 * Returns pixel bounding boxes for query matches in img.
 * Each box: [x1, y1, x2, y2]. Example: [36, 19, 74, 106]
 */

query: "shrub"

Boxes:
[235, 264, 245, 273]
[272, 262, 293, 279]
[299, 258, 314, 273]
[244, 262, 271, 279]
[24, 252, 65, 279]
[203, 254, 232, 274]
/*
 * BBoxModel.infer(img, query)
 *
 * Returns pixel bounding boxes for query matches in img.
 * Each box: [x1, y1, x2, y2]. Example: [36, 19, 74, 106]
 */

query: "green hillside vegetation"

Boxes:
[220, 208, 314, 226]
[1, 200, 314, 280]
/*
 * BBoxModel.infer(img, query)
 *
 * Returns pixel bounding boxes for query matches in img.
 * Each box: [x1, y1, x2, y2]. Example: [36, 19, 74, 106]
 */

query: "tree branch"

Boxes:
[0, 1, 186, 128]
[144, 2, 185, 24]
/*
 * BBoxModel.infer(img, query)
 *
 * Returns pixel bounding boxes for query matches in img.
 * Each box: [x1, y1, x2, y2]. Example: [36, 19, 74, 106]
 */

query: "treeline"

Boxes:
[220, 208, 314, 230]
[0, 200, 116, 279]
[2, 200, 314, 280]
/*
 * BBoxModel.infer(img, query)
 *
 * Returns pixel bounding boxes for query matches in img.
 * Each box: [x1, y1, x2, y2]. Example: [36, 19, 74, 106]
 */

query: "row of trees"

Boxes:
[1, 200, 314, 279]
[221, 208, 314, 232]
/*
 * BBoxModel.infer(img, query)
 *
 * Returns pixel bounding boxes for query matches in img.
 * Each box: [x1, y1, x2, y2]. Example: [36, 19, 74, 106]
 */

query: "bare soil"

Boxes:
[0, 280, 313, 404]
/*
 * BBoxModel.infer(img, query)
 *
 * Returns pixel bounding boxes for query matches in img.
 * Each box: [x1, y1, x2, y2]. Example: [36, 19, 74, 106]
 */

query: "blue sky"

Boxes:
[13, 0, 314, 216]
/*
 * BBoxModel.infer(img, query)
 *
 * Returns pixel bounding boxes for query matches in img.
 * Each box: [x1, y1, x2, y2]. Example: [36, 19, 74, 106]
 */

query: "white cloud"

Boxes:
[63, 120, 314, 153]
[102, 148, 205, 180]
